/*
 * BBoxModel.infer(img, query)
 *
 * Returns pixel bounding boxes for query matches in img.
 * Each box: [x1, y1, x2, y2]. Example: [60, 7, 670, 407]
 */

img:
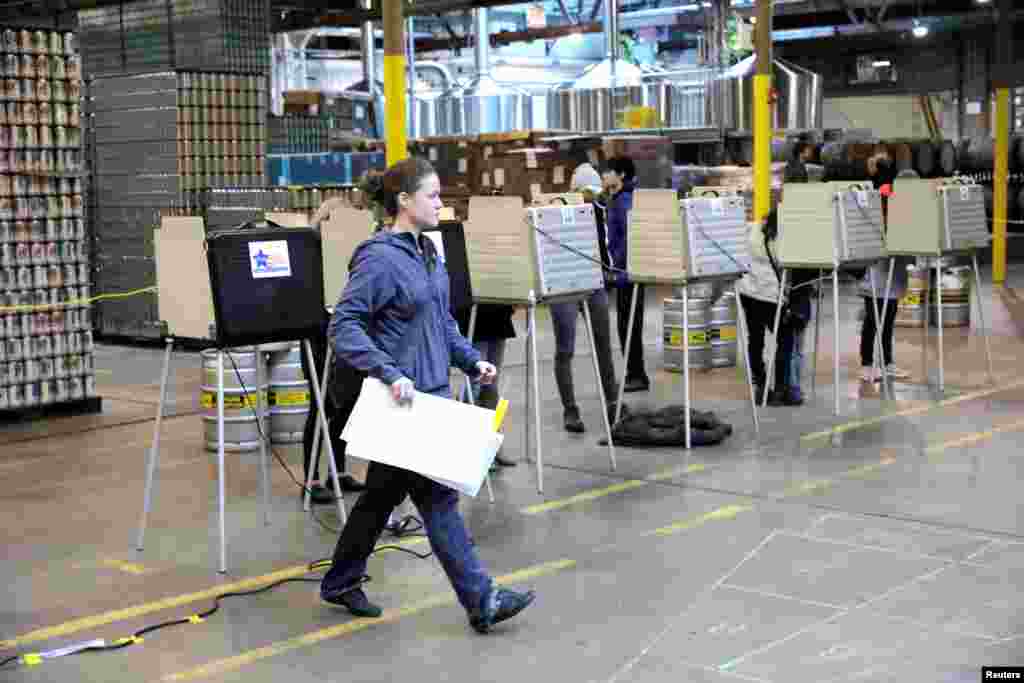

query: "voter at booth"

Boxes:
[320, 157, 535, 634]
[604, 156, 650, 394]
[546, 163, 627, 433]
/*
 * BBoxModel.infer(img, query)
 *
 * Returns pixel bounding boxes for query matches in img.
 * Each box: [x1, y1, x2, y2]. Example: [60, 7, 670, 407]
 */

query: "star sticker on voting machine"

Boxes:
[253, 249, 270, 270]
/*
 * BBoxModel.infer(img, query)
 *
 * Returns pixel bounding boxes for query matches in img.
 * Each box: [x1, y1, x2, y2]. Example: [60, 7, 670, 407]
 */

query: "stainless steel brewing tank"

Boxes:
[546, 80, 727, 133]
[431, 77, 533, 136]
[718, 56, 822, 133]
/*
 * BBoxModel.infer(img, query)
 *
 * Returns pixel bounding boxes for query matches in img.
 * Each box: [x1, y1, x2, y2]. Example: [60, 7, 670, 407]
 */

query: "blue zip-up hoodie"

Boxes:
[328, 230, 481, 397]
[606, 178, 636, 287]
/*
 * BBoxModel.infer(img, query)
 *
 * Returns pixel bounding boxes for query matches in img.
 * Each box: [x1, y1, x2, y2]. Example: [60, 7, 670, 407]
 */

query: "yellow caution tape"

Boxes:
[0, 286, 157, 314]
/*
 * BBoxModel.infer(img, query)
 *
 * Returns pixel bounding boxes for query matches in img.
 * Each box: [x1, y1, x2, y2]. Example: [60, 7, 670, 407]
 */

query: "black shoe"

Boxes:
[623, 376, 650, 393]
[564, 407, 585, 433]
[752, 384, 767, 404]
[766, 390, 787, 407]
[493, 453, 517, 467]
[468, 587, 536, 634]
[781, 388, 804, 406]
[321, 586, 383, 618]
[339, 475, 366, 492]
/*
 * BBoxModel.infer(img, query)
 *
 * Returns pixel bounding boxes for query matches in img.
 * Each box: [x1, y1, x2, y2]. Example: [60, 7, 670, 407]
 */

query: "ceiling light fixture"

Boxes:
[873, 60, 891, 67]
[911, 20, 928, 38]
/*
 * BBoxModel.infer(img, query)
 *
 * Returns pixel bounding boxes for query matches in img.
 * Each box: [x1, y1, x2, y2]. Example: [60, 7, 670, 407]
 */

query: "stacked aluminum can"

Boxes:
[0, 28, 95, 410]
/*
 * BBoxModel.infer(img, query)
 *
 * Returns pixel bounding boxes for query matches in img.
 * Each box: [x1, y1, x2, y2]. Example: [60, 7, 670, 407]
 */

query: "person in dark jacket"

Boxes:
[604, 156, 649, 393]
[544, 164, 626, 434]
[320, 158, 535, 634]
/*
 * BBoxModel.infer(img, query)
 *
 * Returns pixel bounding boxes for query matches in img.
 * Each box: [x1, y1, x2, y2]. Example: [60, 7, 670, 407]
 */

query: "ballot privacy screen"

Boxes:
[206, 224, 328, 348]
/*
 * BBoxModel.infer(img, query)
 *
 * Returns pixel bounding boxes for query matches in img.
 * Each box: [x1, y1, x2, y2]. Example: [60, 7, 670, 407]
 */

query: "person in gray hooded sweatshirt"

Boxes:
[320, 157, 535, 634]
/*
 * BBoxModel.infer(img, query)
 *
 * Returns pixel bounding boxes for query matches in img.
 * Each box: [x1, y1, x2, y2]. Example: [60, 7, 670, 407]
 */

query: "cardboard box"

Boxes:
[478, 148, 579, 201]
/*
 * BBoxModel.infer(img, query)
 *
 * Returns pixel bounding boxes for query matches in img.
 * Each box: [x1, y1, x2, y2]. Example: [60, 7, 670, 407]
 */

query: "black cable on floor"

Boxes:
[0, 354, 439, 672]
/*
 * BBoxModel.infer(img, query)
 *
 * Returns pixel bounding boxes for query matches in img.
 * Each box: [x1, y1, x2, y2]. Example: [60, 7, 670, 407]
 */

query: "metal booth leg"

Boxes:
[971, 251, 995, 384]
[812, 269, 823, 399]
[682, 283, 692, 450]
[734, 282, 760, 437]
[136, 337, 174, 552]
[216, 350, 227, 573]
[936, 258, 945, 395]
[764, 269, 789, 408]
[303, 340, 347, 525]
[582, 298, 617, 470]
[303, 346, 334, 512]
[614, 282, 640, 426]
[832, 269, 841, 416]
[528, 291, 544, 494]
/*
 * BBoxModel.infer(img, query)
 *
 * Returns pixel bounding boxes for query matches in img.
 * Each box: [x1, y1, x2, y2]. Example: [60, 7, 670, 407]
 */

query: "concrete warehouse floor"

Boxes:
[2, 266, 1024, 683]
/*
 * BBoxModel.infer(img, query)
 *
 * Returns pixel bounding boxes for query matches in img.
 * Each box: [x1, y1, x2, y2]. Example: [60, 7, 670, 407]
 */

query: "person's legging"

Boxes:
[860, 297, 899, 367]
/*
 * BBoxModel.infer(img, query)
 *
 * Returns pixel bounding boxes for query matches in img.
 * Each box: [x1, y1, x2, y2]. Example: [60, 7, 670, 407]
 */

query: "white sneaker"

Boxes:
[885, 365, 911, 380]
[860, 366, 877, 382]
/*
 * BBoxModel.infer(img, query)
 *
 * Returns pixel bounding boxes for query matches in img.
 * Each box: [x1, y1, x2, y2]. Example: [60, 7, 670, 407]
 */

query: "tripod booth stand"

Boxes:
[884, 178, 995, 394]
[615, 189, 761, 450]
[768, 182, 890, 416]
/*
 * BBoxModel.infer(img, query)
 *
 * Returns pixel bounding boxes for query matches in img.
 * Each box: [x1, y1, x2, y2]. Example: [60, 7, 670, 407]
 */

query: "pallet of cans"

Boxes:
[78, 0, 270, 76]
[0, 25, 96, 411]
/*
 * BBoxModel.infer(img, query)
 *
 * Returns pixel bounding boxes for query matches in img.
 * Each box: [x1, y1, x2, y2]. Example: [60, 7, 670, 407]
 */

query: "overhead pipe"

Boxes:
[603, 0, 619, 88]
[474, 7, 490, 78]
[360, 0, 375, 95]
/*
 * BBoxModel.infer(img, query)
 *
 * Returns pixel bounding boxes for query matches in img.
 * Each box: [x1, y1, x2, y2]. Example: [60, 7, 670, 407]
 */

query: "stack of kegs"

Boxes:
[929, 264, 971, 328]
[663, 283, 738, 372]
[895, 262, 928, 328]
[265, 342, 311, 444]
[200, 347, 266, 453]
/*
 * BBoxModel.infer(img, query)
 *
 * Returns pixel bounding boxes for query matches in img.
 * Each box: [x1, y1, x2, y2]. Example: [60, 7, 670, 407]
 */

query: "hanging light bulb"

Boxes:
[911, 19, 928, 38]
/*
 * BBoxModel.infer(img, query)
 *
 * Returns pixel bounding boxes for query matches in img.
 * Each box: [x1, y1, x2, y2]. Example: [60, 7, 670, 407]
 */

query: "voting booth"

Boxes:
[140, 216, 349, 573]
[463, 195, 615, 493]
[618, 189, 759, 449]
[886, 178, 994, 394]
[771, 182, 889, 415]
[775, 182, 886, 269]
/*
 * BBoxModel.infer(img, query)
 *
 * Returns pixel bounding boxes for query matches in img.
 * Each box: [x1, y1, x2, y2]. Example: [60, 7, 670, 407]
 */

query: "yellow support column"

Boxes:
[753, 0, 773, 223]
[383, 0, 407, 166]
[993, 89, 1010, 284]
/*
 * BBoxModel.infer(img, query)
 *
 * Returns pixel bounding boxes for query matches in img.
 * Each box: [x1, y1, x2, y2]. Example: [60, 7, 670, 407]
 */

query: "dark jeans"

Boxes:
[740, 294, 794, 390]
[860, 297, 898, 367]
[300, 334, 345, 482]
[322, 460, 492, 611]
[549, 288, 619, 411]
[615, 284, 648, 381]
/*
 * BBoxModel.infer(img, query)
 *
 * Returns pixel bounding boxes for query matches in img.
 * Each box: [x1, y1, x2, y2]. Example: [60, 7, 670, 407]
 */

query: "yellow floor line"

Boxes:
[0, 536, 428, 651]
[162, 559, 576, 682]
[646, 504, 754, 537]
[801, 376, 1024, 442]
[924, 417, 1024, 458]
[99, 558, 150, 576]
[520, 463, 709, 515]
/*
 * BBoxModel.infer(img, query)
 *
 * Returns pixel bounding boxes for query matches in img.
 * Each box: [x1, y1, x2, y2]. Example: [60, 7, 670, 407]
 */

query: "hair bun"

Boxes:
[361, 171, 387, 204]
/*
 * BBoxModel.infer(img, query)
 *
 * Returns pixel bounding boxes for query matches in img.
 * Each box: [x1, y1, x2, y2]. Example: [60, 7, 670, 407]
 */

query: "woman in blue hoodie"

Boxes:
[604, 156, 650, 393]
[319, 158, 535, 634]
